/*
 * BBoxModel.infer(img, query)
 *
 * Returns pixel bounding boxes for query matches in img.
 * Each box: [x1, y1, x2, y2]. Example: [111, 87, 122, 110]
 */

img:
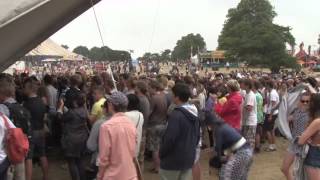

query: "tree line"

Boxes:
[70, 0, 297, 72]
[72, 46, 131, 62]
[71, 33, 206, 62]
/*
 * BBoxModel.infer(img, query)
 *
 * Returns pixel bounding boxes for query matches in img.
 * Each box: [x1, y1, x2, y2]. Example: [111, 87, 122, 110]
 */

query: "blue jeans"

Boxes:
[0, 158, 10, 180]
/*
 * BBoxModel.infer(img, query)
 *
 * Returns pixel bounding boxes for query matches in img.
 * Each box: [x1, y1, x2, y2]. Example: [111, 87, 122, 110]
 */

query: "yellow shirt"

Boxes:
[91, 98, 106, 120]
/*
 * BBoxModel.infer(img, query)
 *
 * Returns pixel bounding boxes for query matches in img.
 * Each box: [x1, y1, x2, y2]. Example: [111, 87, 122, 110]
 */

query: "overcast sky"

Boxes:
[51, 0, 320, 58]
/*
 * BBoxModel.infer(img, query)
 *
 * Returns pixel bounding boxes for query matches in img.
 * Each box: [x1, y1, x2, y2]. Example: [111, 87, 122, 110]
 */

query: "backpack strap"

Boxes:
[0, 113, 10, 129]
[3, 102, 18, 125]
[136, 113, 141, 128]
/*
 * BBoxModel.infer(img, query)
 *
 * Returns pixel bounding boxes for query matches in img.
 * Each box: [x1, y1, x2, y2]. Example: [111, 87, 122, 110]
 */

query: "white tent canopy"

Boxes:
[27, 38, 85, 61]
[0, 0, 100, 72]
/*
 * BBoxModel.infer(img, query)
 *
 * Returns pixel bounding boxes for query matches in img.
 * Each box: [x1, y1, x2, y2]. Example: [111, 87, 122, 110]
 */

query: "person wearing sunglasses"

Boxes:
[298, 93, 320, 180]
[281, 92, 310, 180]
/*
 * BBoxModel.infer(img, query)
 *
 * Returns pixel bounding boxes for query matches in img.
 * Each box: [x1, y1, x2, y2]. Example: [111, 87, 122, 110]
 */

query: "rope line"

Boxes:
[90, 0, 105, 47]
[89, 0, 117, 90]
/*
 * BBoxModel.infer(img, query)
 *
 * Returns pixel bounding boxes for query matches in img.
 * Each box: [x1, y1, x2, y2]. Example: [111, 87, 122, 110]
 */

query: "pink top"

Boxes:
[98, 113, 137, 180]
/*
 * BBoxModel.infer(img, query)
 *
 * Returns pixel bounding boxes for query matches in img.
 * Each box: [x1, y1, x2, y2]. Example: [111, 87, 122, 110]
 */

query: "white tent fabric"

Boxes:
[27, 39, 84, 61]
[28, 39, 67, 57]
[0, 0, 100, 72]
[276, 84, 306, 140]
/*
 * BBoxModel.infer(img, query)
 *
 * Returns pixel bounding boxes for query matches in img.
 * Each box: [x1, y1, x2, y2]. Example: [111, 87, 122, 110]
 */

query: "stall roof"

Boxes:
[199, 50, 225, 59]
[27, 39, 84, 61]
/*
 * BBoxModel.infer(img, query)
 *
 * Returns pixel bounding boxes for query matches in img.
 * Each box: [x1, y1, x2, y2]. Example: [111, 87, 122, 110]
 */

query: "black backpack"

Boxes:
[4, 102, 32, 137]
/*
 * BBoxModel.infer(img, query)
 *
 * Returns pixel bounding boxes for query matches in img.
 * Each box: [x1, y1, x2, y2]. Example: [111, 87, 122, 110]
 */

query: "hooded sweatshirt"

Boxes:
[159, 103, 200, 170]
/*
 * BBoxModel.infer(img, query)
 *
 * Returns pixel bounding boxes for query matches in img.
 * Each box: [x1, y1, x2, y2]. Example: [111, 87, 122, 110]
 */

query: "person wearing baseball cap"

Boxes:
[97, 91, 138, 180]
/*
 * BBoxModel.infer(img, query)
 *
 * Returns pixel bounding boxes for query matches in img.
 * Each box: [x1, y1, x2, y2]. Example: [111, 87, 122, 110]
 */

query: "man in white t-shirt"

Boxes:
[241, 79, 258, 149]
[264, 81, 280, 151]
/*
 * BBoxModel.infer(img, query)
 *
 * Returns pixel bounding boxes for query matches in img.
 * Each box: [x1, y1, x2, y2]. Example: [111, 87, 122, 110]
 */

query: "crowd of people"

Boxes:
[22, 59, 206, 80]
[0, 65, 320, 180]
[24, 59, 166, 78]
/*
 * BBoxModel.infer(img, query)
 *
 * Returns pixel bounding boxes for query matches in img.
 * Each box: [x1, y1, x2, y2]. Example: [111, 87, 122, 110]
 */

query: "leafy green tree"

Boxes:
[140, 52, 162, 61]
[88, 46, 131, 61]
[73, 46, 90, 58]
[218, 0, 296, 72]
[274, 25, 296, 54]
[151, 53, 161, 61]
[172, 33, 206, 61]
[161, 49, 171, 61]
[89, 46, 105, 61]
[109, 50, 131, 61]
[141, 52, 152, 60]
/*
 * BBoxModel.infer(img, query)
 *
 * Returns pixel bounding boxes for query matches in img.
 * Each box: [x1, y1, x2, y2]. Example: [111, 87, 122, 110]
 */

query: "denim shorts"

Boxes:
[263, 114, 277, 131]
[304, 145, 320, 168]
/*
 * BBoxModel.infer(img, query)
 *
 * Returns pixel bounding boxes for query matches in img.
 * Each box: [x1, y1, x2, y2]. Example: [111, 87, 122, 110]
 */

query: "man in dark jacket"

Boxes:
[159, 83, 200, 180]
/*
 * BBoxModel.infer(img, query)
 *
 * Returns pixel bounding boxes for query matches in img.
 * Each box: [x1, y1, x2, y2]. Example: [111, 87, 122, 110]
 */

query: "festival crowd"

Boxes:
[0, 66, 320, 180]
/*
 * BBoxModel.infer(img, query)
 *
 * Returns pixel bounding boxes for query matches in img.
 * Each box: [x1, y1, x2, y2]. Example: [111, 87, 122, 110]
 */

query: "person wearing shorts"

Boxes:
[253, 80, 264, 152]
[264, 81, 279, 152]
[264, 114, 276, 131]
[27, 130, 46, 160]
[147, 80, 168, 173]
[23, 77, 49, 180]
[281, 93, 310, 180]
[255, 122, 264, 152]
[147, 125, 164, 154]
[298, 93, 320, 179]
[241, 79, 257, 150]
[263, 114, 278, 151]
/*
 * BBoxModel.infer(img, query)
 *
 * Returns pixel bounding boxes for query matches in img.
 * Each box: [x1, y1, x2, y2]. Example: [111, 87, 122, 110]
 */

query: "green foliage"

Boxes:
[218, 0, 296, 72]
[142, 52, 152, 60]
[172, 33, 206, 60]
[73, 46, 130, 61]
[141, 52, 161, 61]
[73, 46, 90, 58]
[160, 49, 171, 61]
[140, 50, 171, 61]
[138, 34, 204, 62]
[89, 46, 106, 61]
